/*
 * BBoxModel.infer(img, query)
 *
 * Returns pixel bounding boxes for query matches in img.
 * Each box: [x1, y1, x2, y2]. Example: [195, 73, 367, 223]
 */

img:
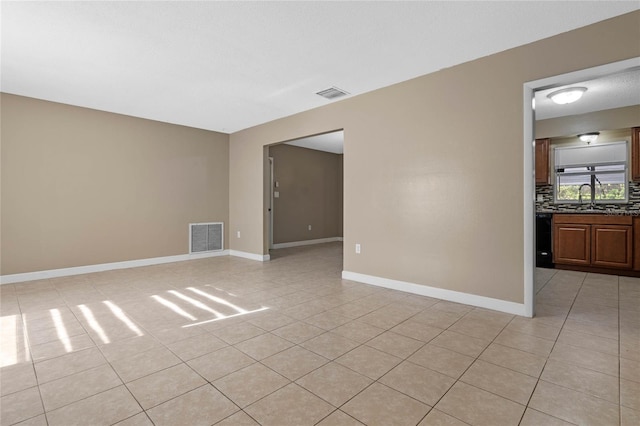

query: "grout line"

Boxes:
[423, 310, 517, 424]
[534, 267, 559, 295]
[312, 408, 362, 426]
[618, 274, 622, 426]
[236, 302, 440, 423]
[517, 271, 588, 425]
[5, 249, 634, 426]
[19, 291, 54, 426]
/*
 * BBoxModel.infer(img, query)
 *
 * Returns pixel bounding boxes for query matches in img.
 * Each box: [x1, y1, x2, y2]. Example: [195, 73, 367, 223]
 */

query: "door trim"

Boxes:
[269, 156, 274, 250]
[522, 56, 640, 318]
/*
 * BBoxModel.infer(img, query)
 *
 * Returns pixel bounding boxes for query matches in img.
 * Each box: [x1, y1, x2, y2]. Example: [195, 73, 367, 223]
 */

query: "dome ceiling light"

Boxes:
[578, 132, 600, 144]
[547, 87, 587, 105]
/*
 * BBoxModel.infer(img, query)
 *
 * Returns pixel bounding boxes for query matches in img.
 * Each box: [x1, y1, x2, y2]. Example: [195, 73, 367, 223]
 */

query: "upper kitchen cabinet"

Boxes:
[631, 127, 640, 181]
[535, 138, 550, 185]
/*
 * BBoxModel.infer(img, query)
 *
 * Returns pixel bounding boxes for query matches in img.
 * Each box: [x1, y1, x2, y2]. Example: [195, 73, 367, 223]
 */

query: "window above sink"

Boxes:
[554, 141, 628, 204]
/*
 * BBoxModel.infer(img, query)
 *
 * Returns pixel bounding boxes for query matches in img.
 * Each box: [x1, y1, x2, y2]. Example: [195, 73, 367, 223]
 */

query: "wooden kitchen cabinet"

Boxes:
[632, 127, 640, 181]
[553, 214, 634, 271]
[591, 225, 632, 269]
[554, 223, 590, 265]
[634, 217, 640, 271]
[535, 138, 550, 185]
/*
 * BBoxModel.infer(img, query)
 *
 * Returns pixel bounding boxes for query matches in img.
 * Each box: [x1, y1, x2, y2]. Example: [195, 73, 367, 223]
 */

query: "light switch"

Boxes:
[275, 181, 279, 188]
[274, 191, 280, 198]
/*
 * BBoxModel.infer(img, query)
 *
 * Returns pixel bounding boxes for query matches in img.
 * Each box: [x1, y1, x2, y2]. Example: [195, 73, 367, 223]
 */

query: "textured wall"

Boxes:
[1, 94, 229, 275]
[229, 12, 640, 304]
[269, 144, 342, 244]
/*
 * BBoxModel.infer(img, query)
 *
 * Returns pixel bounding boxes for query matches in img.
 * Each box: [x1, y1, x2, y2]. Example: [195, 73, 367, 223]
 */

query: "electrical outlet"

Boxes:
[355, 243, 361, 254]
[236, 231, 241, 238]
[308, 225, 312, 231]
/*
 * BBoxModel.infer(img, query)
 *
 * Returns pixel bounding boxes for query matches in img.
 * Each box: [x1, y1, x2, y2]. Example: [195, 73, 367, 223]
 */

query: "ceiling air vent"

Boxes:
[316, 86, 349, 100]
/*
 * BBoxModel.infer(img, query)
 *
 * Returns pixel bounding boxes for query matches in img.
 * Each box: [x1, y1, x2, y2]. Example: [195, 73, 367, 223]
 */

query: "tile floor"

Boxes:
[0, 242, 638, 425]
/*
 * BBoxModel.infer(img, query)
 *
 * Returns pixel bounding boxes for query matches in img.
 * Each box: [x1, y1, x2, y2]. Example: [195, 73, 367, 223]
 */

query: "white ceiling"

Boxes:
[285, 131, 344, 154]
[283, 67, 640, 154]
[535, 68, 640, 120]
[2, 1, 638, 133]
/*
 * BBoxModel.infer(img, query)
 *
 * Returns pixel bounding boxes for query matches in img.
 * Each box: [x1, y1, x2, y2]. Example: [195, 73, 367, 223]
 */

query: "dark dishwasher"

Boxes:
[536, 213, 554, 268]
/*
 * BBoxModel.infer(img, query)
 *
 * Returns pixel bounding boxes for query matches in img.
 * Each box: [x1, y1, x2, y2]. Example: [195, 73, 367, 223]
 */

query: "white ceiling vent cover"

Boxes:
[316, 86, 349, 100]
[190, 222, 223, 253]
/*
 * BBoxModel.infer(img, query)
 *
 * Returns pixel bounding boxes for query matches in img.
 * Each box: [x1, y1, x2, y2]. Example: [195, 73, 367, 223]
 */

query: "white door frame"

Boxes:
[522, 57, 640, 318]
[269, 157, 275, 250]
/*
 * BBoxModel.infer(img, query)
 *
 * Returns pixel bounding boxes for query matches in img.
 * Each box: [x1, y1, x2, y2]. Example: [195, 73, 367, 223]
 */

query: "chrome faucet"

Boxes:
[578, 183, 594, 208]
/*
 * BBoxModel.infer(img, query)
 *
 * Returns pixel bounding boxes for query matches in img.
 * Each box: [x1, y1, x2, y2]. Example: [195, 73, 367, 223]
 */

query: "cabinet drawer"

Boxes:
[553, 214, 632, 226]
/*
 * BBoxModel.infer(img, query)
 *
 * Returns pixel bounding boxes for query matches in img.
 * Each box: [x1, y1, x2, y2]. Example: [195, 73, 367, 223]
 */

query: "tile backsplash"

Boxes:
[536, 181, 640, 212]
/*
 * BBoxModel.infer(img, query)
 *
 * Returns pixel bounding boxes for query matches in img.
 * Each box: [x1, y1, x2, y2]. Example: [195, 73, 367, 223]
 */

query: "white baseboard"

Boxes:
[1, 249, 276, 285]
[1, 250, 230, 285]
[229, 250, 270, 262]
[341, 271, 527, 316]
[272, 237, 343, 249]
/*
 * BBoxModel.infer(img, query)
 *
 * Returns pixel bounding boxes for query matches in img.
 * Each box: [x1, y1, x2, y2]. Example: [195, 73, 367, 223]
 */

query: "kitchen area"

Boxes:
[534, 67, 640, 277]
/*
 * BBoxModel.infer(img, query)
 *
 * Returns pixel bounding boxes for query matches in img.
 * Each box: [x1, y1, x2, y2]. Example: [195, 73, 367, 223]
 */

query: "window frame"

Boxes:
[553, 141, 629, 205]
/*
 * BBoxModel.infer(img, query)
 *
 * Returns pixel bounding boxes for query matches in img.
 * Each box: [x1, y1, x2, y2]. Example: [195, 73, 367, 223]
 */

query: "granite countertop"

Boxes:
[537, 209, 640, 216]
[537, 209, 613, 214]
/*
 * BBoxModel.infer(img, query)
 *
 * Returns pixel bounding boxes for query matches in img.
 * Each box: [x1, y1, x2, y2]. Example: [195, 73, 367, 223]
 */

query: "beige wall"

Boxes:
[269, 144, 342, 244]
[536, 105, 640, 139]
[229, 11, 640, 304]
[338, 154, 343, 237]
[1, 94, 229, 275]
[552, 128, 632, 148]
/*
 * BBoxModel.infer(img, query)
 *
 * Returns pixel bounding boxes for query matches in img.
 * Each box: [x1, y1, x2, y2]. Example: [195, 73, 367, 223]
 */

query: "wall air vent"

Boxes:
[316, 86, 350, 100]
[189, 222, 223, 253]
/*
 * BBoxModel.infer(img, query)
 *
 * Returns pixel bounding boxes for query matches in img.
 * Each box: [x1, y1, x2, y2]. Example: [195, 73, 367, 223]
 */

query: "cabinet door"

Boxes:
[592, 225, 632, 269]
[554, 224, 590, 265]
[632, 127, 640, 181]
[535, 138, 550, 185]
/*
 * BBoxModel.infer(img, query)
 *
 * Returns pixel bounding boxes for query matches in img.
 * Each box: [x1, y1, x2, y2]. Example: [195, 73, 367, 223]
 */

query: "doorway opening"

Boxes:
[524, 57, 640, 317]
[266, 130, 344, 260]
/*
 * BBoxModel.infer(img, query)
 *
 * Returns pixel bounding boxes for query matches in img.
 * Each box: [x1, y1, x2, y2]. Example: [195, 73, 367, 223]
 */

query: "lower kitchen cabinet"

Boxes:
[591, 224, 632, 269]
[553, 214, 633, 272]
[634, 217, 640, 271]
[554, 224, 590, 265]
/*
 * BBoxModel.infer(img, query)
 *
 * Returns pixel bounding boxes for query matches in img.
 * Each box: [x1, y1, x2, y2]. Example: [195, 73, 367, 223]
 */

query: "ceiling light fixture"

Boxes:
[547, 87, 587, 104]
[578, 132, 599, 144]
